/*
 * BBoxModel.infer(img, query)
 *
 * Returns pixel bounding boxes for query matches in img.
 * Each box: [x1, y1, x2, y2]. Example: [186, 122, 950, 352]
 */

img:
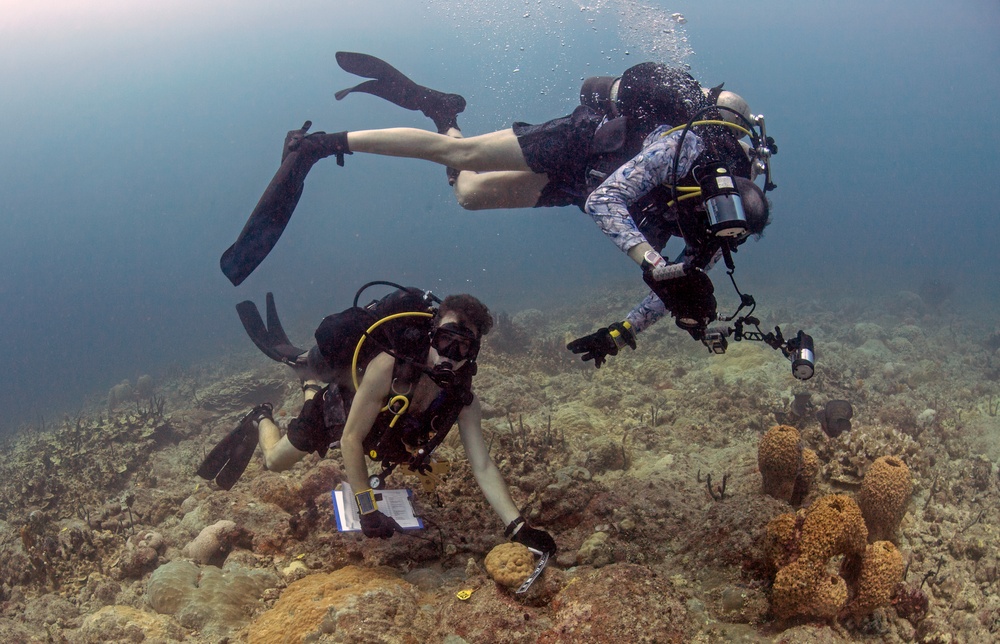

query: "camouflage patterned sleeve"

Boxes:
[585, 125, 704, 254]
[625, 291, 667, 334]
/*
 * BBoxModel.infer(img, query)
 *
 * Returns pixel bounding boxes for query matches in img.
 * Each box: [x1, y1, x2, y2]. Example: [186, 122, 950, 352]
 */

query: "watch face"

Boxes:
[368, 475, 383, 489]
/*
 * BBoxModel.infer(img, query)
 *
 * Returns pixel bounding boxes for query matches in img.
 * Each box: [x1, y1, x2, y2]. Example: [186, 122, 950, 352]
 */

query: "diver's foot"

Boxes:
[244, 402, 274, 428]
[420, 91, 466, 133]
[283, 122, 352, 166]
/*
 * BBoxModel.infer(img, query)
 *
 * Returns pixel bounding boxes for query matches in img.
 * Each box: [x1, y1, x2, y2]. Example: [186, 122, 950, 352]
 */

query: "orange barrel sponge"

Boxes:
[798, 494, 868, 565]
[758, 425, 803, 502]
[857, 456, 913, 542]
[844, 541, 906, 617]
[764, 512, 801, 572]
[771, 561, 848, 620]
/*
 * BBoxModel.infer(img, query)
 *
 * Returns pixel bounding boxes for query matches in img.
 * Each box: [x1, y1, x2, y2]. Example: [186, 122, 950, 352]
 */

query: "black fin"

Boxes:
[221, 147, 313, 286]
[222, 124, 351, 286]
[196, 425, 244, 481]
[334, 51, 465, 131]
[336, 51, 413, 84]
[213, 424, 259, 490]
[196, 408, 263, 490]
[236, 294, 304, 363]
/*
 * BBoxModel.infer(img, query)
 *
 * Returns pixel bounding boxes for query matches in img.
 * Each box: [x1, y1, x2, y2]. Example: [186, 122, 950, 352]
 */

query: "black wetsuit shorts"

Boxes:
[513, 105, 604, 209]
[286, 385, 349, 457]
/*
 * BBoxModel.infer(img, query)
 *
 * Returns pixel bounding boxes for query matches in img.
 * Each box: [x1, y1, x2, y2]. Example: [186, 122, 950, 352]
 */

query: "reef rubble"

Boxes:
[1, 287, 999, 642]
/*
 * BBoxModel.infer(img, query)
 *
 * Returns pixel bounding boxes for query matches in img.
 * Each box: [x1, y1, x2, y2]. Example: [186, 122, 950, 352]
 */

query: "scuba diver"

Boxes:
[221, 52, 771, 287]
[222, 53, 809, 380]
[197, 282, 556, 556]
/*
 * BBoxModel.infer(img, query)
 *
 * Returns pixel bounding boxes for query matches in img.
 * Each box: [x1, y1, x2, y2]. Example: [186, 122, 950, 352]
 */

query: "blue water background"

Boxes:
[1, 0, 998, 428]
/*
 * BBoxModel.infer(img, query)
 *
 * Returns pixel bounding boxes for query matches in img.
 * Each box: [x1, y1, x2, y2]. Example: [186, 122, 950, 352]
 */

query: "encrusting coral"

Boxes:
[484, 542, 535, 589]
[758, 425, 816, 505]
[857, 455, 912, 542]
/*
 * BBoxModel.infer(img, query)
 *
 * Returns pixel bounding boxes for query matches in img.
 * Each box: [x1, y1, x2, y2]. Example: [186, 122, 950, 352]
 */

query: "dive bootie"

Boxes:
[197, 403, 273, 490]
[335, 51, 466, 133]
[282, 122, 352, 166]
[220, 122, 351, 286]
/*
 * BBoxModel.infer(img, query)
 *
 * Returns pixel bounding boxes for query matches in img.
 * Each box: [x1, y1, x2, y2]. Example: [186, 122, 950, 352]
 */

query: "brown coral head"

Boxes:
[485, 542, 535, 590]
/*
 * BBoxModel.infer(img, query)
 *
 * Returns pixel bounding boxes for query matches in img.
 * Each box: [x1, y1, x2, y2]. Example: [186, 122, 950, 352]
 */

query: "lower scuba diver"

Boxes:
[197, 283, 557, 555]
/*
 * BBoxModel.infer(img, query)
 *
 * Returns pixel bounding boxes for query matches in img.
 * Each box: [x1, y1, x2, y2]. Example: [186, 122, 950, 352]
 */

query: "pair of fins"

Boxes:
[196, 404, 269, 490]
[220, 52, 465, 286]
[197, 294, 301, 489]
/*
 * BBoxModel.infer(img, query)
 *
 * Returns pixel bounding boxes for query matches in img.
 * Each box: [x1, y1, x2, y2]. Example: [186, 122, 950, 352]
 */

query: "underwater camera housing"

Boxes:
[702, 278, 816, 380]
[694, 163, 748, 239]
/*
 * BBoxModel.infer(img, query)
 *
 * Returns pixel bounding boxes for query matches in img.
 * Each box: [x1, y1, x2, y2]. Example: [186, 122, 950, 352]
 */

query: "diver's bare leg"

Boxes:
[454, 171, 549, 210]
[258, 382, 319, 471]
[346, 128, 531, 172]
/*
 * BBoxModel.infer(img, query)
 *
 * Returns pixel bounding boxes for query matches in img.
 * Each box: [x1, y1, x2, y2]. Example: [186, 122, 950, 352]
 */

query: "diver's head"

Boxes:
[616, 62, 704, 126]
[702, 87, 752, 136]
[580, 76, 621, 117]
[735, 177, 771, 239]
[427, 294, 491, 374]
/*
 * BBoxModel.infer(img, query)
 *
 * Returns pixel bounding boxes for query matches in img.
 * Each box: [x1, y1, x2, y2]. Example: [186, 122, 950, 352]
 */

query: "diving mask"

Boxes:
[431, 323, 480, 362]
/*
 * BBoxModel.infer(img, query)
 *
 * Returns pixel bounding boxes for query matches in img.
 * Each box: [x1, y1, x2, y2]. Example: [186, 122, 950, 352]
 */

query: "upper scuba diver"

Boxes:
[221, 53, 805, 377]
[197, 283, 556, 556]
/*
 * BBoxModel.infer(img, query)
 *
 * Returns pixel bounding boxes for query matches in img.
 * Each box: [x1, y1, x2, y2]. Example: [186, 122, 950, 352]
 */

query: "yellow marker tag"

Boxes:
[296, 553, 306, 560]
[194, 483, 200, 492]
[369, 450, 379, 459]
[456, 589, 475, 601]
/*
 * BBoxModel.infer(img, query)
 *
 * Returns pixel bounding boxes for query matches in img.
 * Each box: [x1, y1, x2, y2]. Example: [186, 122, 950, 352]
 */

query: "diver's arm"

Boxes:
[586, 126, 704, 264]
[457, 395, 521, 526]
[625, 291, 669, 334]
[340, 352, 394, 498]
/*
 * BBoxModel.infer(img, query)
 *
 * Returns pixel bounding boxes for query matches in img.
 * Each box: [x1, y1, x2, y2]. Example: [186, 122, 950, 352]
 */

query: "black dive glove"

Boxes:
[641, 260, 717, 338]
[359, 511, 403, 539]
[566, 320, 636, 368]
[506, 517, 557, 556]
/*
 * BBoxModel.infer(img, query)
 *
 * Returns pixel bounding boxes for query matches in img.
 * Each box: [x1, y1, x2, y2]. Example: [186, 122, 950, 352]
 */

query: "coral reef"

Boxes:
[857, 455, 913, 542]
[247, 566, 420, 643]
[147, 560, 278, 637]
[182, 519, 251, 566]
[538, 564, 694, 643]
[2, 288, 1000, 641]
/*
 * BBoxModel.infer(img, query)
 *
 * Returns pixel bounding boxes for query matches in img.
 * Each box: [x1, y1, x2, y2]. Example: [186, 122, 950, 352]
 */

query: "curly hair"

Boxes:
[437, 294, 493, 337]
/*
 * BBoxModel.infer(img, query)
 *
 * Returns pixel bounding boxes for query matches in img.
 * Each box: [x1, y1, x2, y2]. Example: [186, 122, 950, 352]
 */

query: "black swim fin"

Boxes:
[335, 51, 466, 132]
[197, 404, 271, 490]
[236, 292, 304, 364]
[220, 122, 351, 286]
